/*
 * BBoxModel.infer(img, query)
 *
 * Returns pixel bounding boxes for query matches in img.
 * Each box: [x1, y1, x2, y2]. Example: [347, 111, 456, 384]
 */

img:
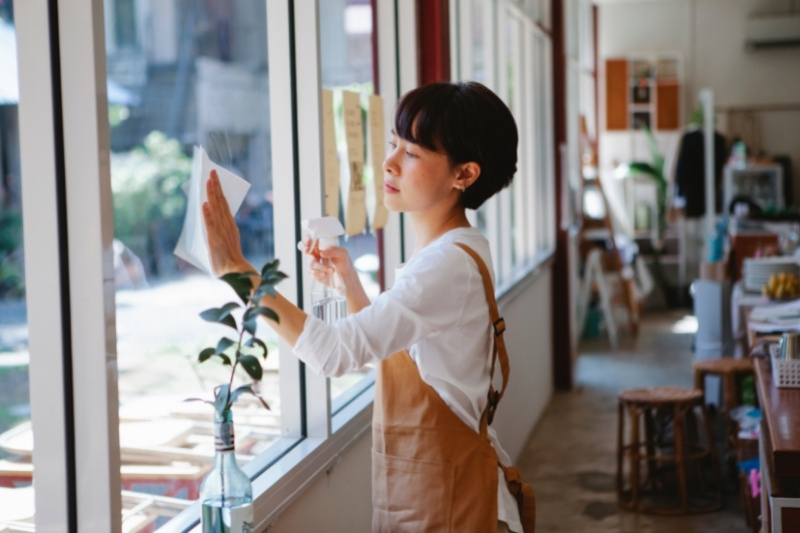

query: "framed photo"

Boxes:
[632, 84, 650, 104]
[632, 112, 651, 130]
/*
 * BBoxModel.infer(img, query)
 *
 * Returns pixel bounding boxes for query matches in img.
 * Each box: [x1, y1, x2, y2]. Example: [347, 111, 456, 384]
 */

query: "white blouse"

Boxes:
[293, 227, 522, 532]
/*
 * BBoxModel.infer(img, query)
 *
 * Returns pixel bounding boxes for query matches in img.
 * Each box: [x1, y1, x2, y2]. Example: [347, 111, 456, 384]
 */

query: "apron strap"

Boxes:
[454, 243, 510, 435]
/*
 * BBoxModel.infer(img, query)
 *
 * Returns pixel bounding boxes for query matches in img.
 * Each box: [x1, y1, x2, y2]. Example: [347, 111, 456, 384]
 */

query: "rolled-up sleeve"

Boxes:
[292, 245, 471, 377]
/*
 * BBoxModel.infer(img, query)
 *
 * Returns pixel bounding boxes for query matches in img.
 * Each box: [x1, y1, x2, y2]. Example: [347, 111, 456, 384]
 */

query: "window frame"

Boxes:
[15, 2, 73, 529]
[451, 0, 556, 296]
[16, 0, 402, 531]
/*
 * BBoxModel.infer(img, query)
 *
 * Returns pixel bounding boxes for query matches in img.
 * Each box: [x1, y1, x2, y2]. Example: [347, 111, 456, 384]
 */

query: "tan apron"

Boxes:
[371, 243, 511, 533]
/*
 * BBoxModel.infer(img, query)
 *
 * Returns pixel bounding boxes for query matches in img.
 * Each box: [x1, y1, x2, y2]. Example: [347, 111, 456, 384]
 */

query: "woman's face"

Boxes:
[382, 132, 461, 215]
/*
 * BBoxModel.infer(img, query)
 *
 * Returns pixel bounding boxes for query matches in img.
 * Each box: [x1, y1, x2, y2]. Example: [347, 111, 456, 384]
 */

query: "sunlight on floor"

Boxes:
[671, 314, 698, 334]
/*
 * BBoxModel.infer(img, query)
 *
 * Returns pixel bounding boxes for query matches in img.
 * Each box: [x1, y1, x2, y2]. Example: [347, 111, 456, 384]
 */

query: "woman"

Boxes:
[204, 81, 522, 532]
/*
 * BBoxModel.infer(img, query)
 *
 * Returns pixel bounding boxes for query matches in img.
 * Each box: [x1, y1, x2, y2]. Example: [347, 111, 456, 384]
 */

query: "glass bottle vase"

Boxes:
[200, 409, 254, 533]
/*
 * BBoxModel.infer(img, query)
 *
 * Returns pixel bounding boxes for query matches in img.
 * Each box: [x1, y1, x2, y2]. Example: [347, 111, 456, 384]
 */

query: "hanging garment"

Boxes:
[674, 128, 728, 218]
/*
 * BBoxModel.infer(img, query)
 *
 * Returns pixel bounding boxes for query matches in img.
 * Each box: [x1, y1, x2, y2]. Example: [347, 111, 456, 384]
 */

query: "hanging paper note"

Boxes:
[342, 90, 367, 236]
[321, 89, 340, 218]
[368, 94, 389, 230]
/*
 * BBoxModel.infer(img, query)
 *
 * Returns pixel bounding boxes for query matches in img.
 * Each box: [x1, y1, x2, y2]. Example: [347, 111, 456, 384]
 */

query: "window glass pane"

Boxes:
[473, 0, 488, 237]
[538, 35, 550, 252]
[105, 0, 278, 523]
[0, 3, 35, 527]
[318, 0, 378, 408]
[471, 0, 486, 84]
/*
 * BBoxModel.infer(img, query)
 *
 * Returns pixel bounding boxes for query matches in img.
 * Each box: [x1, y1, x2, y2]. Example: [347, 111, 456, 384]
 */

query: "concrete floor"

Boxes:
[517, 310, 753, 533]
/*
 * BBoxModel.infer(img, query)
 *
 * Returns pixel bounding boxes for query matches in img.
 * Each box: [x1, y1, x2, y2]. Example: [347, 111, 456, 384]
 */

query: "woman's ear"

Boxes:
[455, 162, 481, 191]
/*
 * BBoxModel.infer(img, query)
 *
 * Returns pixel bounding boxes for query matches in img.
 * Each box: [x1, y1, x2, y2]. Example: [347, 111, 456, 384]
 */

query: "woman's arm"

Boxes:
[202, 169, 307, 346]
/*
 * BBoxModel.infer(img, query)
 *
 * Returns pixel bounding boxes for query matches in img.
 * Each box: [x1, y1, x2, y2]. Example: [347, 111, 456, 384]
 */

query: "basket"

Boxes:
[770, 347, 800, 388]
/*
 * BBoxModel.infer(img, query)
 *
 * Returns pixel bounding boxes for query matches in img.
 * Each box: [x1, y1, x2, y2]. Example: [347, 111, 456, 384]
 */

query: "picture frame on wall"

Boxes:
[632, 111, 651, 130]
[632, 84, 650, 104]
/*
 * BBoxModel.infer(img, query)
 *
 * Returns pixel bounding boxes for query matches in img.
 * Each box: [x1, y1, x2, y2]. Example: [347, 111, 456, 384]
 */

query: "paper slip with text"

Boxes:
[174, 146, 250, 275]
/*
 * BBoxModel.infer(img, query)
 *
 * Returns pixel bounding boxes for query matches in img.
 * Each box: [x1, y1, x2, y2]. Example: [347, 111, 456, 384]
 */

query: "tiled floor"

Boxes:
[517, 310, 754, 533]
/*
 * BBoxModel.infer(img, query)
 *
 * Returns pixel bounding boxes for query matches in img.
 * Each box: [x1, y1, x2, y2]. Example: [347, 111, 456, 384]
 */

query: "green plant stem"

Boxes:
[225, 321, 249, 412]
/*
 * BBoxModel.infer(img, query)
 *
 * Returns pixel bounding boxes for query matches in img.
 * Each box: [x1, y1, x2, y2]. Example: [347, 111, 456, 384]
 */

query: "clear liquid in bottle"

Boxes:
[312, 294, 347, 324]
[201, 499, 254, 533]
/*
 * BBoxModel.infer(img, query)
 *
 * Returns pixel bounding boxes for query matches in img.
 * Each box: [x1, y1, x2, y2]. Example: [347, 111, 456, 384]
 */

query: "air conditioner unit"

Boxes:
[745, 14, 800, 50]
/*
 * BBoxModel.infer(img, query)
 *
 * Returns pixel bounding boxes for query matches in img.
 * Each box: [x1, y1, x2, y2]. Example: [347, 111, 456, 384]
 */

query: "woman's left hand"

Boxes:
[202, 169, 254, 276]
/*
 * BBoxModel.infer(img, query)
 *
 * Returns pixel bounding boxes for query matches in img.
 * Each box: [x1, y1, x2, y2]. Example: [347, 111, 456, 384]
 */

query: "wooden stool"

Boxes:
[692, 357, 755, 414]
[616, 386, 722, 515]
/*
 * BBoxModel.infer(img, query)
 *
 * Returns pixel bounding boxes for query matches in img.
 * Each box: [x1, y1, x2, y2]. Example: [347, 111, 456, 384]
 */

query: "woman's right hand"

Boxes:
[300, 237, 353, 287]
[299, 237, 372, 313]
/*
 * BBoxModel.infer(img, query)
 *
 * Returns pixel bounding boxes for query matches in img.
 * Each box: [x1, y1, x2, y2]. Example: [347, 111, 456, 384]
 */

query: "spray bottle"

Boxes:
[302, 217, 347, 323]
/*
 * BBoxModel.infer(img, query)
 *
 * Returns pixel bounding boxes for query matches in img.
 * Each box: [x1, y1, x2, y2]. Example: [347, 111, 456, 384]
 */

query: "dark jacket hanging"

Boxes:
[674, 128, 728, 218]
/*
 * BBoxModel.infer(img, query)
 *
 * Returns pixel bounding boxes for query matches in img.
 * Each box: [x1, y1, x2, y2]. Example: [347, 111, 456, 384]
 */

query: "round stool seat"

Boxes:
[692, 357, 753, 373]
[619, 386, 702, 405]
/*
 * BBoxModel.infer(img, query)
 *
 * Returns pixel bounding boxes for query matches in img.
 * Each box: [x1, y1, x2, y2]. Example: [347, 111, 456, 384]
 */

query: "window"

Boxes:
[10, 0, 549, 529]
[0, 6, 35, 527]
[106, 0, 282, 520]
[451, 0, 556, 290]
[318, 0, 381, 409]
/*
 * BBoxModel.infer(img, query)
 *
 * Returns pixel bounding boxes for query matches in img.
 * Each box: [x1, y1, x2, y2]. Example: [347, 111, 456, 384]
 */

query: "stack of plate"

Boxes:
[743, 256, 800, 292]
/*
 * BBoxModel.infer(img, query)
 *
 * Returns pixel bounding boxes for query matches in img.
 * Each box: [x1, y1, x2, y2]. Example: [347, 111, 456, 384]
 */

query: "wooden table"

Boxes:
[754, 358, 800, 533]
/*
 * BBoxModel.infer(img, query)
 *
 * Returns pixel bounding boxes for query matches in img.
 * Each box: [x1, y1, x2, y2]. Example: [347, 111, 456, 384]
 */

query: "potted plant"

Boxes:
[187, 260, 287, 532]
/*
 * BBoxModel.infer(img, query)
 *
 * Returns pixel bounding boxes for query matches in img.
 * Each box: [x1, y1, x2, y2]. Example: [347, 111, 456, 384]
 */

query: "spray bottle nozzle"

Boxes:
[302, 217, 345, 251]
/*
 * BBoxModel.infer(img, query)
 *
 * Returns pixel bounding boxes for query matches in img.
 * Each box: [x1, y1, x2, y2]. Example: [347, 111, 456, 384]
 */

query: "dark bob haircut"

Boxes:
[394, 81, 518, 210]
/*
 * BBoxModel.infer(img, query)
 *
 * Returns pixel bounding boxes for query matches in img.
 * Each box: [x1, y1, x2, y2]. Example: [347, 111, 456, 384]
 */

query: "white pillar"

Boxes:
[700, 88, 715, 260]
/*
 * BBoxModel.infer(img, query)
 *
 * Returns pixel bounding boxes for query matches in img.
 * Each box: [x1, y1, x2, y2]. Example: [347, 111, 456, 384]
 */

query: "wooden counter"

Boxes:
[755, 358, 800, 477]
[754, 357, 800, 532]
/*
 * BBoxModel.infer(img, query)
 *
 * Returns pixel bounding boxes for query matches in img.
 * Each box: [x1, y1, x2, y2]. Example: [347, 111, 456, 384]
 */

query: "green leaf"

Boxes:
[216, 337, 236, 355]
[259, 260, 288, 290]
[229, 384, 271, 410]
[237, 354, 263, 381]
[216, 353, 232, 366]
[198, 347, 215, 363]
[260, 259, 281, 278]
[261, 259, 280, 278]
[628, 161, 661, 179]
[253, 306, 280, 323]
[229, 384, 253, 405]
[199, 302, 240, 330]
[184, 397, 214, 407]
[213, 384, 231, 414]
[251, 338, 269, 359]
[252, 285, 276, 302]
[221, 272, 256, 304]
[643, 126, 665, 174]
[243, 317, 256, 336]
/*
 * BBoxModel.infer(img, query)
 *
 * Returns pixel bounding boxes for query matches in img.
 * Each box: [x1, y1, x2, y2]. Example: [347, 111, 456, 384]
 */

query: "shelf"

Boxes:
[634, 229, 680, 240]
[605, 55, 681, 132]
[639, 253, 681, 265]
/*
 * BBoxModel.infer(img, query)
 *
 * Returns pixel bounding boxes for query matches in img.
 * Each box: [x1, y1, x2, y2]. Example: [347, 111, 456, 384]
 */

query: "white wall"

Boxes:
[598, 0, 800, 202]
[266, 271, 554, 531]
[493, 268, 554, 461]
